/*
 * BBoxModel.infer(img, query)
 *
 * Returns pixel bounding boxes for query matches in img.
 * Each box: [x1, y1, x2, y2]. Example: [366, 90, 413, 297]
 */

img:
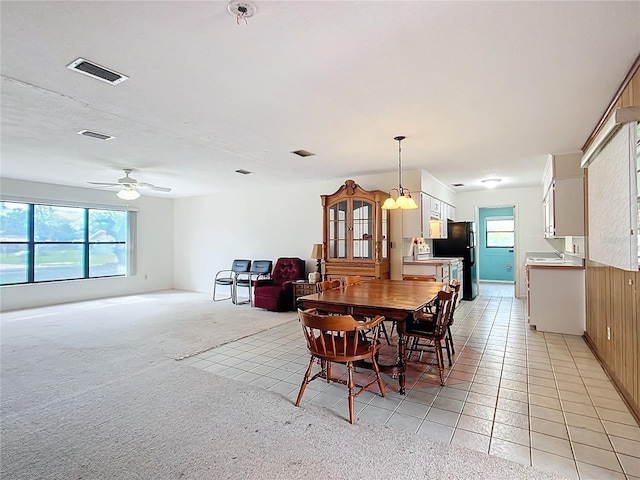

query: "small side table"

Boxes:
[292, 281, 317, 310]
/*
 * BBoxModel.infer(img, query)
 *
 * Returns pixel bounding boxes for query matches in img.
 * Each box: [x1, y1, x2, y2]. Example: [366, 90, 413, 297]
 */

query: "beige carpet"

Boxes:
[0, 290, 566, 479]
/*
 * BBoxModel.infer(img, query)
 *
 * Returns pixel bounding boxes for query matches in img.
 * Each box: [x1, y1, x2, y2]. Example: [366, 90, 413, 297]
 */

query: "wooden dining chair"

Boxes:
[405, 288, 454, 385]
[296, 308, 386, 424]
[342, 275, 362, 287]
[316, 279, 341, 293]
[341, 274, 395, 345]
[407, 281, 460, 366]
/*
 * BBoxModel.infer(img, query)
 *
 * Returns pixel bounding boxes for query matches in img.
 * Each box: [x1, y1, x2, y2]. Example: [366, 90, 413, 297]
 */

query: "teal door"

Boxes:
[479, 207, 514, 281]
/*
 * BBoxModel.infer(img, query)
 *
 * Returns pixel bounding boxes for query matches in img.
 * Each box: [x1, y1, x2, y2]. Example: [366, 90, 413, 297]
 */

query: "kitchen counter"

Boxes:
[525, 253, 585, 335]
[403, 257, 462, 265]
[525, 252, 585, 269]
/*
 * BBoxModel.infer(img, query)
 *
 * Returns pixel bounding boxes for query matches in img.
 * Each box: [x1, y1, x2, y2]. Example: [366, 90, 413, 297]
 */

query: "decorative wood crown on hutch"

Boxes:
[321, 180, 390, 280]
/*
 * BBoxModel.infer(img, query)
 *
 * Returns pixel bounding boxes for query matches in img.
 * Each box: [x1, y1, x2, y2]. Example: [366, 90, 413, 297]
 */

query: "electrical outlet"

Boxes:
[607, 326, 611, 341]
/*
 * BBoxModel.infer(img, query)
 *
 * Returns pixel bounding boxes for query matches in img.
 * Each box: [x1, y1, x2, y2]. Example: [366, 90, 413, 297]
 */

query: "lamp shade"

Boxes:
[116, 188, 140, 200]
[381, 197, 397, 209]
[310, 243, 323, 259]
[406, 196, 418, 209]
[395, 195, 409, 209]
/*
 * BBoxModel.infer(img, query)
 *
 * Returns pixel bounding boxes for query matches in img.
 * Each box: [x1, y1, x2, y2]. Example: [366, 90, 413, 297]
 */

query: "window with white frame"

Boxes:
[0, 201, 130, 285]
[486, 216, 514, 248]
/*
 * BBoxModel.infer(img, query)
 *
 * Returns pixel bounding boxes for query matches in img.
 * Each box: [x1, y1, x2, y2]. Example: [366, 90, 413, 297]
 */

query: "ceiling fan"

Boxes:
[88, 169, 171, 200]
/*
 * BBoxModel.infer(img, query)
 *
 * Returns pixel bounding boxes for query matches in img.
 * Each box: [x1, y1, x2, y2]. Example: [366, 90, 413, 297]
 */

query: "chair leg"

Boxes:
[295, 356, 315, 407]
[379, 322, 391, 345]
[444, 334, 453, 367]
[347, 361, 356, 424]
[371, 354, 386, 398]
[212, 282, 232, 302]
[408, 336, 421, 360]
[435, 340, 445, 386]
[447, 325, 455, 354]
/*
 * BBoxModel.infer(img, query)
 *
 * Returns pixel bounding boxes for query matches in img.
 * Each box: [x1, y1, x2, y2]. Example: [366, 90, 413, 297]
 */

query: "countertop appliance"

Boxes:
[432, 221, 478, 300]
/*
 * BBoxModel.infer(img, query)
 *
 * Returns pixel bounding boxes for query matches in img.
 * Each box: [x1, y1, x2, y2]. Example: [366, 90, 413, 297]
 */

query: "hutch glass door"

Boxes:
[328, 201, 347, 259]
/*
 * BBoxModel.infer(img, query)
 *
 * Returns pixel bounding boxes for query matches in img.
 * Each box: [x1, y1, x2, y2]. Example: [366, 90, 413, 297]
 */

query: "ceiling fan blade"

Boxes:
[87, 182, 119, 187]
[137, 182, 171, 192]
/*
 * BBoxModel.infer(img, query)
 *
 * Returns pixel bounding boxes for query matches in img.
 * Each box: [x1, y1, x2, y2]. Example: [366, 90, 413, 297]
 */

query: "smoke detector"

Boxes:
[227, 1, 256, 22]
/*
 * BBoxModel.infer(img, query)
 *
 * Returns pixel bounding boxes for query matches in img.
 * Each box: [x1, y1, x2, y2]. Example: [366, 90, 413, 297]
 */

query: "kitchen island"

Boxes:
[402, 257, 463, 301]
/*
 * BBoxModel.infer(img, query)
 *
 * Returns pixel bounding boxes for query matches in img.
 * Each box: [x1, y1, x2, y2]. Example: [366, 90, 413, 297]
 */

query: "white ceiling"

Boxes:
[1, 1, 639, 198]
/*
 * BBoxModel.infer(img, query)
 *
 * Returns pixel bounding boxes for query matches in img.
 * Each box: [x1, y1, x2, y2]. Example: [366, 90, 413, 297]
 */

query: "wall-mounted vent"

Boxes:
[77, 130, 115, 141]
[67, 58, 129, 85]
[235, 169, 252, 175]
[452, 183, 465, 187]
[291, 149, 315, 157]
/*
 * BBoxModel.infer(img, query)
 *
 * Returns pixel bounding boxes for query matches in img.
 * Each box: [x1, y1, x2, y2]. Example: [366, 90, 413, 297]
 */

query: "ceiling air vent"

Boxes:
[235, 169, 252, 175]
[77, 130, 115, 141]
[452, 183, 465, 187]
[291, 150, 315, 157]
[66, 58, 129, 85]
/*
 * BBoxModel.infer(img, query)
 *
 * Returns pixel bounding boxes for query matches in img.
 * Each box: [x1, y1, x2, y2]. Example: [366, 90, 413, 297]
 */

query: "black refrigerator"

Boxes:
[432, 221, 478, 301]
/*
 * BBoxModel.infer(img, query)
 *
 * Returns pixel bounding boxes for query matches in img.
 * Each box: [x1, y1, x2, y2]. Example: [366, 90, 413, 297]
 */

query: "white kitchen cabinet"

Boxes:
[402, 192, 448, 239]
[445, 204, 456, 221]
[430, 196, 442, 219]
[426, 195, 447, 239]
[526, 265, 585, 335]
[542, 153, 585, 238]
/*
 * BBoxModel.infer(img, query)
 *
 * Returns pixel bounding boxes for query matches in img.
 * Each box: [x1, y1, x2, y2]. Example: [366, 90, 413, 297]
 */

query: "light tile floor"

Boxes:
[180, 281, 640, 480]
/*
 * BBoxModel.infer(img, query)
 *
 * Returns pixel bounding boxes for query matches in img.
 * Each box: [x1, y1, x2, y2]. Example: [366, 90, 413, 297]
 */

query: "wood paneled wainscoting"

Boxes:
[582, 55, 640, 425]
[584, 263, 639, 423]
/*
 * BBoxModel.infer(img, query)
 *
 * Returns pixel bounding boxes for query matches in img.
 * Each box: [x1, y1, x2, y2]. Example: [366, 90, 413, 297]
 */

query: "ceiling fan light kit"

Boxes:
[116, 187, 140, 200]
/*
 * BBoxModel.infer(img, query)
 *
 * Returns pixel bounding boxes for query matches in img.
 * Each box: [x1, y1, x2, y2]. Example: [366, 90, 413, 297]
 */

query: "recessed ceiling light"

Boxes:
[482, 178, 502, 188]
[235, 169, 252, 175]
[291, 150, 315, 157]
[77, 130, 115, 140]
[67, 58, 129, 85]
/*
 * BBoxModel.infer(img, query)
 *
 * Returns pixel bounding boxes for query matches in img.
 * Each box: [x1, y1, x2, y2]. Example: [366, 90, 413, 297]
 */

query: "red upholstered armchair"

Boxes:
[253, 257, 305, 312]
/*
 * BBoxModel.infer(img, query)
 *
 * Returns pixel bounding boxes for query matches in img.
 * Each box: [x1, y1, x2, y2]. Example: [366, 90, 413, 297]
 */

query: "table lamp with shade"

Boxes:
[309, 243, 323, 283]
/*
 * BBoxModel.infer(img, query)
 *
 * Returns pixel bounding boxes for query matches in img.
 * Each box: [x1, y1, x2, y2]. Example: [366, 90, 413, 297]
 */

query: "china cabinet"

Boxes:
[321, 180, 390, 279]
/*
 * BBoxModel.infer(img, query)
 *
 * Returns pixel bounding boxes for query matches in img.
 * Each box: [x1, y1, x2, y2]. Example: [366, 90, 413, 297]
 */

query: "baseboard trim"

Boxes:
[583, 332, 640, 426]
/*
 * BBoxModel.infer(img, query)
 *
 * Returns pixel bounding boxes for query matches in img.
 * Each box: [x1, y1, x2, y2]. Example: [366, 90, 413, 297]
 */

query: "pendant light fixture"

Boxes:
[381, 136, 418, 210]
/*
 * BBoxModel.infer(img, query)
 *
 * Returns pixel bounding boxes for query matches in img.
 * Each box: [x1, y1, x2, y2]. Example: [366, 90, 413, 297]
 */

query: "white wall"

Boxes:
[455, 185, 553, 298]
[0, 179, 174, 311]
[173, 172, 409, 294]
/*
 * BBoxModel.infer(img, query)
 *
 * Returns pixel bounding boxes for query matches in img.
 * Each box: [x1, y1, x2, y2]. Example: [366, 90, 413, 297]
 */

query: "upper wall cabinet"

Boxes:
[402, 192, 450, 239]
[542, 152, 585, 238]
[581, 107, 640, 271]
[321, 179, 391, 279]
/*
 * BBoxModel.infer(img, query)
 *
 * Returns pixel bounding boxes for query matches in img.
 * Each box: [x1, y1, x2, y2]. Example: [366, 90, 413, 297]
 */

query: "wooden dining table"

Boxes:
[297, 279, 446, 394]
